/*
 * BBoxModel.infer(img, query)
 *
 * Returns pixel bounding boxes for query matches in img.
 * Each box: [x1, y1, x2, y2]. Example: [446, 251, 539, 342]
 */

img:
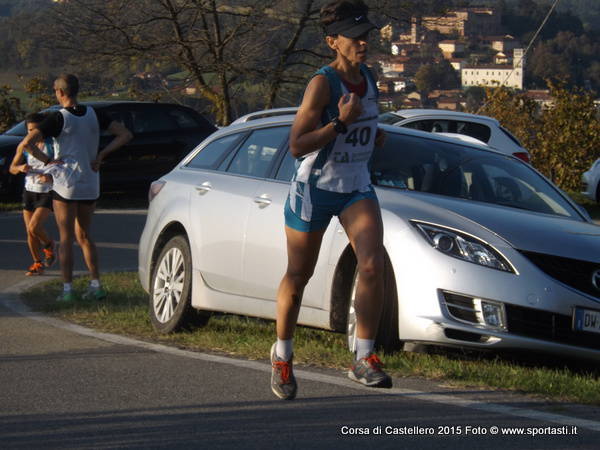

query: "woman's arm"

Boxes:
[16, 129, 50, 165]
[289, 74, 363, 158]
[9, 146, 28, 175]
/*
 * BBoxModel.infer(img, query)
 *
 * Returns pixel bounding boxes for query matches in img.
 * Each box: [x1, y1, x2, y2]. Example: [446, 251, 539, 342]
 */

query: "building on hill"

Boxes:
[461, 49, 525, 90]
[379, 55, 422, 77]
[438, 40, 466, 59]
[523, 90, 555, 110]
[436, 96, 465, 111]
[420, 7, 502, 37]
[483, 35, 521, 53]
[378, 78, 410, 93]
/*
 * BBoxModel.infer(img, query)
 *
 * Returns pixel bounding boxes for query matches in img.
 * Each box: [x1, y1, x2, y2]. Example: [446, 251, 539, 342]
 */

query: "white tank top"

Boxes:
[24, 139, 54, 193]
[52, 106, 100, 200]
[293, 64, 379, 193]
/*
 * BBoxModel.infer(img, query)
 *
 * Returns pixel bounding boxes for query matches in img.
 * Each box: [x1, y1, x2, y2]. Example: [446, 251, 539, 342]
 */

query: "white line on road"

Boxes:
[2, 278, 600, 432]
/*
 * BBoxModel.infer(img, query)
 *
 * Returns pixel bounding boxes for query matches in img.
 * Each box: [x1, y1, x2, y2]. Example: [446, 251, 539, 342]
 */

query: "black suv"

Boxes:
[0, 101, 216, 197]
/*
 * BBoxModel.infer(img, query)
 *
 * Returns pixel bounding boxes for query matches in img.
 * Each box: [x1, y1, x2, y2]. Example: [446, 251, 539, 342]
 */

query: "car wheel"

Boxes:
[150, 235, 205, 333]
[346, 256, 402, 354]
[596, 182, 600, 204]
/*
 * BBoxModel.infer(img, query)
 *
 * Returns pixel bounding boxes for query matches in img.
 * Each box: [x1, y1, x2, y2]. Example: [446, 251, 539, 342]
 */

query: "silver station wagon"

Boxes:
[138, 109, 600, 361]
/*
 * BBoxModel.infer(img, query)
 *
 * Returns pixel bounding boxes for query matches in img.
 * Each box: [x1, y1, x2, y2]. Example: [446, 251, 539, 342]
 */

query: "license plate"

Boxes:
[573, 307, 600, 334]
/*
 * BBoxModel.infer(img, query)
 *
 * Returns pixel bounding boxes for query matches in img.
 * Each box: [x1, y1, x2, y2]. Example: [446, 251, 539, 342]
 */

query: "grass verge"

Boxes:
[21, 272, 600, 405]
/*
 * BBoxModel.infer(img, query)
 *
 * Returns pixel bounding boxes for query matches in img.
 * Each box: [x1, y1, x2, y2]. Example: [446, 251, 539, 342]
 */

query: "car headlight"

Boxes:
[413, 222, 514, 273]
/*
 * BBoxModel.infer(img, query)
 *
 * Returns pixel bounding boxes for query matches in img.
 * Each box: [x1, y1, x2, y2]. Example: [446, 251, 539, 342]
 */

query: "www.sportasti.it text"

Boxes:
[340, 425, 578, 436]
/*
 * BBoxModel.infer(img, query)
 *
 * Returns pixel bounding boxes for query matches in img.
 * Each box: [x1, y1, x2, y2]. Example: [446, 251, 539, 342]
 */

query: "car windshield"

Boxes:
[371, 131, 580, 219]
[378, 112, 404, 125]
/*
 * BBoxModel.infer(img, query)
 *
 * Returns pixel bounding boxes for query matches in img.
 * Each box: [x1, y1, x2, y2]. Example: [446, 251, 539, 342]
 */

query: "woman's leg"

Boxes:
[22, 209, 41, 263]
[276, 226, 326, 340]
[339, 198, 385, 342]
[340, 198, 391, 387]
[272, 225, 326, 399]
[27, 207, 52, 248]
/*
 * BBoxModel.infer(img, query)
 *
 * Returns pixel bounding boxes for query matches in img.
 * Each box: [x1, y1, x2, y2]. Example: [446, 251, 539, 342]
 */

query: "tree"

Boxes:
[48, 0, 279, 125]
[464, 86, 486, 112]
[0, 85, 23, 133]
[480, 82, 600, 191]
[30, 0, 451, 123]
[22, 76, 55, 112]
[534, 81, 600, 189]
[414, 64, 438, 103]
[527, 31, 600, 91]
[414, 60, 459, 105]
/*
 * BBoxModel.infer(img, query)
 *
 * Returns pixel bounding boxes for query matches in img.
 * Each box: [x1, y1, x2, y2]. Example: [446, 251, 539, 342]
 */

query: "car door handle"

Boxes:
[253, 194, 272, 207]
[195, 181, 212, 194]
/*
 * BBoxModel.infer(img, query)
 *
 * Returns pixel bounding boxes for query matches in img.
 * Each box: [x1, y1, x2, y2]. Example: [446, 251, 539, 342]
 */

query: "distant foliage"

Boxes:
[0, 84, 22, 133]
[534, 82, 600, 190]
[23, 76, 54, 112]
[481, 83, 600, 191]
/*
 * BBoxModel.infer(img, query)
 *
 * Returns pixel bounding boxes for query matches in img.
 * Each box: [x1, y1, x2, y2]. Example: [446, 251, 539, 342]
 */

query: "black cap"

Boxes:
[325, 14, 378, 38]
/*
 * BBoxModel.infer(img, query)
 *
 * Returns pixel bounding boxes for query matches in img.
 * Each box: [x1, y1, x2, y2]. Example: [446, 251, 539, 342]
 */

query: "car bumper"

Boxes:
[390, 227, 600, 362]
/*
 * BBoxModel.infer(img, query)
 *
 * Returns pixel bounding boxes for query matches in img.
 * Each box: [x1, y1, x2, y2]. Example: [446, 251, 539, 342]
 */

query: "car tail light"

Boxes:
[513, 152, 530, 163]
[148, 180, 166, 203]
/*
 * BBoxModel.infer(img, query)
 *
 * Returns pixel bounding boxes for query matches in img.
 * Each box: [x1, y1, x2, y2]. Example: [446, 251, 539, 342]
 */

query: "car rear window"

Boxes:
[186, 133, 242, 169]
[402, 119, 492, 143]
[378, 112, 403, 125]
[226, 126, 289, 178]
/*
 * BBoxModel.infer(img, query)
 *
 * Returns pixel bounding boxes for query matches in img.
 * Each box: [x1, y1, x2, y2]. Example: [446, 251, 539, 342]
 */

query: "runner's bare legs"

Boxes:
[75, 201, 99, 280]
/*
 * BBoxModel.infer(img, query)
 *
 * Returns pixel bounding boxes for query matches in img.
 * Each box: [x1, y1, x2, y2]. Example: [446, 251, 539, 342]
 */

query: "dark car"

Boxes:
[0, 101, 216, 198]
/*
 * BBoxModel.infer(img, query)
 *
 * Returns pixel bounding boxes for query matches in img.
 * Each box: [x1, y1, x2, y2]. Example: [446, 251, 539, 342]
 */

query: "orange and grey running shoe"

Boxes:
[25, 261, 44, 276]
[270, 343, 297, 400]
[348, 352, 392, 388]
[43, 241, 56, 268]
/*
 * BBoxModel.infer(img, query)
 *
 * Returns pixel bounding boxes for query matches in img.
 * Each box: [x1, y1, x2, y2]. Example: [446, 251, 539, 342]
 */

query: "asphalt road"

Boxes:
[1, 209, 600, 449]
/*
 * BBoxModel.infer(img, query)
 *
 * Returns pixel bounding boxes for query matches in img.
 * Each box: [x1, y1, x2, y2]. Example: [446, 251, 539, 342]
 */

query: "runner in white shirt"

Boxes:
[17, 74, 132, 302]
[271, 0, 391, 401]
[9, 113, 56, 276]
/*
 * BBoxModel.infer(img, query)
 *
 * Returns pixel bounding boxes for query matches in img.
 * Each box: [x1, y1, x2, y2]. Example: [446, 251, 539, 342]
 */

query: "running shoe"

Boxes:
[56, 290, 76, 302]
[43, 241, 56, 268]
[82, 286, 107, 301]
[270, 343, 297, 400]
[25, 262, 44, 276]
[348, 352, 392, 388]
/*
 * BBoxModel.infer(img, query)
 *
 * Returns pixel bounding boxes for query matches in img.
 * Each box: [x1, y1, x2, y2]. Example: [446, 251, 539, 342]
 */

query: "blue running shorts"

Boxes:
[284, 181, 378, 232]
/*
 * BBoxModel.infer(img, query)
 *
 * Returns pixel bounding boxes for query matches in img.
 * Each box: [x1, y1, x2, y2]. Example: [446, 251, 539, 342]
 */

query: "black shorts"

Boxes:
[52, 191, 98, 204]
[23, 191, 53, 212]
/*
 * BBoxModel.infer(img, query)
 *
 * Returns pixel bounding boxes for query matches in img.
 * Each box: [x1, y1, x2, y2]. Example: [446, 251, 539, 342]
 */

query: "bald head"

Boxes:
[54, 74, 79, 98]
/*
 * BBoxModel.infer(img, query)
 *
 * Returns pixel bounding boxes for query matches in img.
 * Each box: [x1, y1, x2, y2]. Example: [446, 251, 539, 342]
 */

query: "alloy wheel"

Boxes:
[153, 247, 186, 323]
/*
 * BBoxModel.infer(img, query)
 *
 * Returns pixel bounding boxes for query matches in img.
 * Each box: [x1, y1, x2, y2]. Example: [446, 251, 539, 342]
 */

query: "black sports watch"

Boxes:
[331, 116, 347, 134]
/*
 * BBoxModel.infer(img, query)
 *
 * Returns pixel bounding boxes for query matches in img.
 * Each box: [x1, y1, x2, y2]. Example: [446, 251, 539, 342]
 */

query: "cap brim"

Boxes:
[339, 22, 377, 39]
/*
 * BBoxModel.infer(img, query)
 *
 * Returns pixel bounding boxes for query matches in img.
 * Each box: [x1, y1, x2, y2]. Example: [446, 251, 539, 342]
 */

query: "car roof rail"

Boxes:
[231, 107, 299, 124]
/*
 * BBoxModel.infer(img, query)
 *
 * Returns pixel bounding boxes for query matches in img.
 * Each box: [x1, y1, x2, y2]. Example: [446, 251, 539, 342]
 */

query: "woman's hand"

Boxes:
[338, 93, 362, 125]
